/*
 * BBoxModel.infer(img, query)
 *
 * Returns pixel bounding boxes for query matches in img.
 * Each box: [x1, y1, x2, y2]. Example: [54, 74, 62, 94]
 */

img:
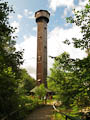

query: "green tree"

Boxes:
[49, 53, 90, 108]
[0, 1, 23, 119]
[73, 56, 90, 108]
[19, 69, 36, 94]
[35, 84, 46, 100]
[49, 0, 90, 109]
[65, 0, 90, 51]
[64, 0, 90, 108]
[48, 52, 77, 107]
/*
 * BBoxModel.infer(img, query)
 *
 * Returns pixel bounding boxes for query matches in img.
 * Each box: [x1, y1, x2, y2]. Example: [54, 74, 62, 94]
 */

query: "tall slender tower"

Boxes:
[35, 10, 50, 87]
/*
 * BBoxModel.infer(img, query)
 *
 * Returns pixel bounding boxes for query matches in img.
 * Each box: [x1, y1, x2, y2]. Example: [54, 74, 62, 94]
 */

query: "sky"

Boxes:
[7, 0, 88, 79]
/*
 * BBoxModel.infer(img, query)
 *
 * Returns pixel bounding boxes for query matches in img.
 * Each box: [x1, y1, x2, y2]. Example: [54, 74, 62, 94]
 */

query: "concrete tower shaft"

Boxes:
[35, 10, 50, 87]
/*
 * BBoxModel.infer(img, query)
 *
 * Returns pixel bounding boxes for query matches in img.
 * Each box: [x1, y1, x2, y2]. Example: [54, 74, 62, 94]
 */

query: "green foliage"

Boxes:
[0, 1, 24, 119]
[48, 0, 90, 111]
[0, 1, 41, 120]
[19, 69, 36, 95]
[65, 0, 90, 50]
[49, 53, 90, 109]
[35, 84, 47, 99]
[48, 52, 76, 107]
[53, 112, 64, 120]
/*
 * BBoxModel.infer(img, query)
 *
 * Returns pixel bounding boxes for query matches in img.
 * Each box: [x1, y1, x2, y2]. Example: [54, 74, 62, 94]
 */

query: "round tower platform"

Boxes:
[35, 10, 50, 23]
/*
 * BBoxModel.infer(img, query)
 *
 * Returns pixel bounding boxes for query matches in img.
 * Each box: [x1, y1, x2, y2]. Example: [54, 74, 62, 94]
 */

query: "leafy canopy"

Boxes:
[48, 0, 90, 110]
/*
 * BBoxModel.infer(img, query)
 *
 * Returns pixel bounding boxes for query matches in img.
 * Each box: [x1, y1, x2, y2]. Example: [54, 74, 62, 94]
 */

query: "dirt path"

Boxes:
[25, 105, 54, 120]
